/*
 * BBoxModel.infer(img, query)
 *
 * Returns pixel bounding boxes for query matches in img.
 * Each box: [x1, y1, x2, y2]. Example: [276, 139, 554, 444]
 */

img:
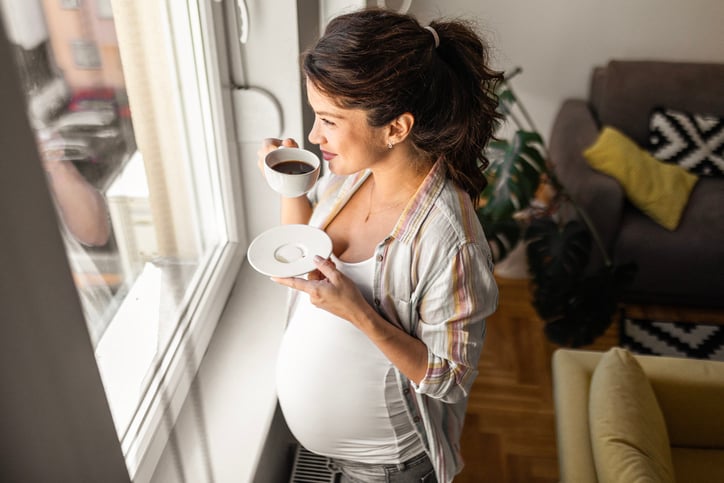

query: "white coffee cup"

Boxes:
[264, 147, 321, 198]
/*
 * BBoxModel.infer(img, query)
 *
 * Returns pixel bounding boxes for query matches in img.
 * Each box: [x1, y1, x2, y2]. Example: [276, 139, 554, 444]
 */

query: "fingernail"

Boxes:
[313, 255, 324, 263]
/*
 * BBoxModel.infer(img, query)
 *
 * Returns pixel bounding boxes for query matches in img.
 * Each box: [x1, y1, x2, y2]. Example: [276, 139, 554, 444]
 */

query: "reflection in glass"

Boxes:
[3, 0, 135, 345]
[1, 0, 222, 440]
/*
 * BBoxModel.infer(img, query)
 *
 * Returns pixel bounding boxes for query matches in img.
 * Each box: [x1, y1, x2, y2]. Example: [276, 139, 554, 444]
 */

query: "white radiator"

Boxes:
[288, 446, 336, 483]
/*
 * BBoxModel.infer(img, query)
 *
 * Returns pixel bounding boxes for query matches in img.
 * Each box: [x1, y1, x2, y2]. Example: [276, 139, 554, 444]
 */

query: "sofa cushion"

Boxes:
[649, 107, 724, 177]
[584, 126, 698, 230]
[589, 347, 675, 483]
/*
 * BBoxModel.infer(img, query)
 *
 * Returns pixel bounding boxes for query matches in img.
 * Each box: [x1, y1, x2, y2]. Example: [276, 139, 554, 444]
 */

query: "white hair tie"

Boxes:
[424, 26, 440, 48]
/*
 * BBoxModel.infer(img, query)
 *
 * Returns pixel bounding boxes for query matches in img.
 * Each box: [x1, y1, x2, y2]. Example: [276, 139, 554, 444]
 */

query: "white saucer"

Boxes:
[247, 224, 333, 277]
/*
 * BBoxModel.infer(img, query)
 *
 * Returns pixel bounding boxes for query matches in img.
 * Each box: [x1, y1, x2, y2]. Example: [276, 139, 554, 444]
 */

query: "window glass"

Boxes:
[0, 0, 228, 450]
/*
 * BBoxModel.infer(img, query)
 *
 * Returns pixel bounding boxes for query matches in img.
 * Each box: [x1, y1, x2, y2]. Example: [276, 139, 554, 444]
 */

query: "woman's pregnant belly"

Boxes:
[276, 296, 401, 461]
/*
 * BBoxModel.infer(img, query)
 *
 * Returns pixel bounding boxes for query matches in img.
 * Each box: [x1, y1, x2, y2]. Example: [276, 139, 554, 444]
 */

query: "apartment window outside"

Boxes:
[0, 0, 242, 477]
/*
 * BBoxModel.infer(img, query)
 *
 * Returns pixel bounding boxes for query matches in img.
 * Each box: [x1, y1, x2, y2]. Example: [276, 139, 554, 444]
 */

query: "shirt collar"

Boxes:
[390, 159, 447, 244]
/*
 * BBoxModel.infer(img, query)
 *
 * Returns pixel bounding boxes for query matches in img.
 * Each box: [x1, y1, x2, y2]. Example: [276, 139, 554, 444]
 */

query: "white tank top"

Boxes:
[276, 255, 423, 463]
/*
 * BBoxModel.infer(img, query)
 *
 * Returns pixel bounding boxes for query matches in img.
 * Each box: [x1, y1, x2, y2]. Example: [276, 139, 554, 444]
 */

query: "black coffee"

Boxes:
[273, 160, 315, 175]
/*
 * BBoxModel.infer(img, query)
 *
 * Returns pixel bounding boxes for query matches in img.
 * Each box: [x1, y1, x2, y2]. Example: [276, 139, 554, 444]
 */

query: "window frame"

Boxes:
[110, 0, 246, 479]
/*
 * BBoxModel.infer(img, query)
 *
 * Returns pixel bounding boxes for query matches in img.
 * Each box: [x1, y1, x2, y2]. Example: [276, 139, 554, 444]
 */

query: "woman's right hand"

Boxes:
[256, 137, 299, 176]
[257, 137, 313, 224]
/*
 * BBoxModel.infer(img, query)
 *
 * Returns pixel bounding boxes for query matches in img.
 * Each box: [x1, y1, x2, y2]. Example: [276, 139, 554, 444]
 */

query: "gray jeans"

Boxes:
[329, 452, 437, 483]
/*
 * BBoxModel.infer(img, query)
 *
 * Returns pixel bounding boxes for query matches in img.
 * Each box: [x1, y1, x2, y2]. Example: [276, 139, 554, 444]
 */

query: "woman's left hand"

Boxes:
[275, 255, 430, 385]
[271, 256, 369, 324]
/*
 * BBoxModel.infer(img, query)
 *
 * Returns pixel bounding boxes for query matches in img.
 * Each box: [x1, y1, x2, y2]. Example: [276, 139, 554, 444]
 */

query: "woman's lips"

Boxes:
[321, 150, 336, 161]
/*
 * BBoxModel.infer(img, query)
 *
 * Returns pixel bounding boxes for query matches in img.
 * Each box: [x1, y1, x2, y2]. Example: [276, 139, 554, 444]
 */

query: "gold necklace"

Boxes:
[364, 179, 409, 222]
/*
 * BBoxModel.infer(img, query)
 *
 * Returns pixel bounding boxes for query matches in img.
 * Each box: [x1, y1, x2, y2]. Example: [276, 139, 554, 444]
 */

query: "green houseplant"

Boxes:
[478, 68, 634, 347]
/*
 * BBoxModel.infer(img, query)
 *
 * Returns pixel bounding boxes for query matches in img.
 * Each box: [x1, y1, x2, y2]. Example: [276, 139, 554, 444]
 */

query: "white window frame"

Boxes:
[108, 0, 246, 479]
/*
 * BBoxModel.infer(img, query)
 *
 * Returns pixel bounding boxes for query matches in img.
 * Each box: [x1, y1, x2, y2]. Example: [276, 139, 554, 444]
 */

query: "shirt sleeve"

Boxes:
[413, 241, 498, 403]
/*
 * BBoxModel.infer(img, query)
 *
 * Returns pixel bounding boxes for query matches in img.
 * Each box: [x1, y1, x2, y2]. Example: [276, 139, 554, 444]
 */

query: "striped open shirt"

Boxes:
[300, 159, 498, 483]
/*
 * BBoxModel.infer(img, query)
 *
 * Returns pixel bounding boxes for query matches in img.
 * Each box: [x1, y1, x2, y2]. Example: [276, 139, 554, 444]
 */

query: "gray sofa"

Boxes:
[548, 60, 724, 308]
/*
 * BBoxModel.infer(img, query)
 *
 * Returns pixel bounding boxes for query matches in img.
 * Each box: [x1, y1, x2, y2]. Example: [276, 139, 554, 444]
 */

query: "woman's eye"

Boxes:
[320, 117, 335, 126]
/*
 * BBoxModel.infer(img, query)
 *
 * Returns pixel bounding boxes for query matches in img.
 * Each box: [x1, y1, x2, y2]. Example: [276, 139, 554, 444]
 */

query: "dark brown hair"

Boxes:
[302, 8, 503, 203]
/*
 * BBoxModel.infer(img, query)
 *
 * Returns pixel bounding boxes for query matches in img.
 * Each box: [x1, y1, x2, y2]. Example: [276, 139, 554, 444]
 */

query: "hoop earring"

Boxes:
[387, 142, 394, 149]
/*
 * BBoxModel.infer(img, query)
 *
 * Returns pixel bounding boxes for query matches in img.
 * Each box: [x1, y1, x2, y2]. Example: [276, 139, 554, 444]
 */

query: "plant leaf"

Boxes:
[477, 211, 522, 263]
[525, 219, 591, 285]
[524, 218, 637, 347]
[496, 88, 516, 116]
[481, 130, 546, 223]
[525, 218, 591, 322]
[542, 265, 631, 347]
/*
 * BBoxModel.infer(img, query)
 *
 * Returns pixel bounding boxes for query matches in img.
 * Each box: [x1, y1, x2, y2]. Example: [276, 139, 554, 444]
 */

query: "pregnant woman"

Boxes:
[258, 8, 500, 483]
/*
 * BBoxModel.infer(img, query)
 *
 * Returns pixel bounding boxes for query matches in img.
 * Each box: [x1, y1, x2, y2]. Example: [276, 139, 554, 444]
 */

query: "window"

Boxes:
[0, 0, 243, 478]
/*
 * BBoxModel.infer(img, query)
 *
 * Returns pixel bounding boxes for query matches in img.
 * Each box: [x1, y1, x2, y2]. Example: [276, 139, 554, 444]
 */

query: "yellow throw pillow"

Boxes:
[583, 126, 698, 230]
[589, 348, 675, 483]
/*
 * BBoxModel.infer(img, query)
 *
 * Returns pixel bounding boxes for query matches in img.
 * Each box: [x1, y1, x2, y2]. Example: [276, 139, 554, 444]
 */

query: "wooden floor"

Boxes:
[454, 276, 620, 483]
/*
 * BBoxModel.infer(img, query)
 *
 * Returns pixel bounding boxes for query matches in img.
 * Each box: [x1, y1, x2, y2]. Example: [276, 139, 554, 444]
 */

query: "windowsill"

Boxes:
[151, 260, 289, 482]
[95, 257, 200, 440]
[95, 262, 166, 438]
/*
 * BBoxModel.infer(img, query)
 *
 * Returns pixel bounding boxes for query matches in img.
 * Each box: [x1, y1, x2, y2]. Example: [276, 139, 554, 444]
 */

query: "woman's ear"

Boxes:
[387, 112, 415, 145]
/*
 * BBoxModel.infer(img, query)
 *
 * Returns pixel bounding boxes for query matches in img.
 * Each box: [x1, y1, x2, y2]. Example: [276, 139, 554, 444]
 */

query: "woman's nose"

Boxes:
[308, 119, 323, 145]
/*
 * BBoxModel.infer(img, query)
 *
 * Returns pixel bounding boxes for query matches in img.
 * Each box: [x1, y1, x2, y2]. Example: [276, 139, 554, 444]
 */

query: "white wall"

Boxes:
[236, 0, 308, 240]
[410, 0, 724, 140]
[321, 0, 366, 24]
